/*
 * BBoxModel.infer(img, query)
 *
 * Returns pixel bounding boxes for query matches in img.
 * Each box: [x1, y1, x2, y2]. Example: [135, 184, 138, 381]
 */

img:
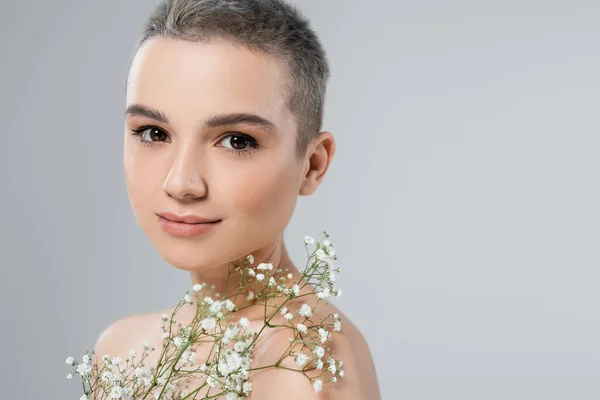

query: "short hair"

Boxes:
[127, 0, 331, 159]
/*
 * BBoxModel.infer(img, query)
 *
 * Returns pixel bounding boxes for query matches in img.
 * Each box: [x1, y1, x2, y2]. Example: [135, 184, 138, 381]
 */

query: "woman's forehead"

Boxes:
[126, 37, 292, 129]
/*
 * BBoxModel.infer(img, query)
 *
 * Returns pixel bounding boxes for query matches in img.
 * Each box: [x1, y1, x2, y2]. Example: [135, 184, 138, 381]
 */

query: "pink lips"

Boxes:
[157, 212, 221, 237]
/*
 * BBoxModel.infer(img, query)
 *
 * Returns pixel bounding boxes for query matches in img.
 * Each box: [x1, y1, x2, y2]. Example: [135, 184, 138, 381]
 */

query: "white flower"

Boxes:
[257, 262, 273, 270]
[109, 385, 123, 399]
[226, 393, 238, 400]
[316, 249, 327, 261]
[304, 236, 315, 245]
[129, 349, 137, 357]
[193, 283, 202, 292]
[334, 320, 342, 332]
[268, 276, 276, 286]
[243, 382, 253, 393]
[246, 290, 255, 300]
[287, 273, 293, 279]
[247, 268, 256, 276]
[210, 300, 222, 313]
[298, 304, 313, 318]
[280, 306, 288, 315]
[295, 353, 309, 367]
[82, 354, 91, 364]
[143, 341, 153, 350]
[317, 287, 331, 299]
[223, 299, 235, 311]
[318, 328, 329, 343]
[112, 357, 122, 366]
[101, 371, 114, 382]
[329, 270, 336, 282]
[207, 375, 218, 387]
[292, 284, 300, 297]
[239, 317, 250, 328]
[201, 317, 216, 331]
[66, 373, 73, 379]
[204, 296, 214, 304]
[80, 395, 88, 400]
[284, 312, 294, 321]
[316, 359, 324, 369]
[328, 362, 337, 374]
[65, 356, 74, 365]
[330, 377, 338, 383]
[296, 323, 308, 334]
[256, 273, 265, 282]
[339, 369, 345, 377]
[184, 293, 192, 303]
[313, 379, 323, 393]
[323, 240, 331, 248]
[313, 346, 325, 358]
[174, 336, 187, 347]
[247, 254, 254, 265]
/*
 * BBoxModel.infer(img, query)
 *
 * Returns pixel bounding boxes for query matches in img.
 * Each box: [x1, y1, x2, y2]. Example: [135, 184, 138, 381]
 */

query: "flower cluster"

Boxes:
[65, 231, 344, 399]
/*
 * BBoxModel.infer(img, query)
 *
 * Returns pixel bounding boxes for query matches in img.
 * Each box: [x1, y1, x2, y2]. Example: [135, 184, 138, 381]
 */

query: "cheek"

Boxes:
[226, 159, 299, 223]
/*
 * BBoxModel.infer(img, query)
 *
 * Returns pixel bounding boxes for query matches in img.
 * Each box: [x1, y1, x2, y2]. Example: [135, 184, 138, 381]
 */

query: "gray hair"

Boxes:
[128, 0, 330, 159]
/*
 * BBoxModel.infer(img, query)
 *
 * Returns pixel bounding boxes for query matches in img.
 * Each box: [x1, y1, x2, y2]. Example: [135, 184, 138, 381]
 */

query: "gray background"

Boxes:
[1, 0, 599, 399]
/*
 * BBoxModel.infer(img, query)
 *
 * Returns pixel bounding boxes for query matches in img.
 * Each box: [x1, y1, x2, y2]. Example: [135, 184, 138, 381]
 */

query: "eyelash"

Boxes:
[129, 125, 260, 156]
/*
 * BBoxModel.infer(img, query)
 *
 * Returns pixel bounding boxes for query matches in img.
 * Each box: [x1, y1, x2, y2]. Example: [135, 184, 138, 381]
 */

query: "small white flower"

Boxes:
[207, 375, 218, 387]
[339, 369, 345, 377]
[335, 289, 342, 298]
[328, 362, 337, 374]
[257, 262, 273, 270]
[331, 377, 338, 383]
[280, 306, 288, 315]
[66, 373, 73, 379]
[184, 293, 192, 303]
[284, 312, 294, 321]
[316, 359, 324, 369]
[317, 287, 331, 299]
[296, 323, 308, 334]
[112, 357, 122, 366]
[129, 349, 137, 357]
[239, 317, 250, 328]
[193, 283, 202, 292]
[323, 239, 331, 248]
[210, 300, 222, 313]
[295, 353, 309, 367]
[246, 290, 255, 301]
[201, 317, 216, 331]
[292, 284, 300, 297]
[304, 236, 315, 245]
[268, 276, 276, 286]
[247, 268, 256, 276]
[226, 393, 238, 400]
[313, 346, 325, 358]
[313, 379, 323, 393]
[109, 385, 123, 399]
[316, 249, 327, 261]
[143, 341, 153, 350]
[256, 273, 265, 282]
[65, 356, 74, 365]
[318, 328, 329, 343]
[82, 354, 91, 364]
[247, 254, 254, 265]
[80, 395, 88, 400]
[243, 382, 253, 393]
[298, 304, 313, 318]
[204, 296, 214, 304]
[223, 299, 235, 311]
[334, 320, 342, 332]
[287, 273, 293, 279]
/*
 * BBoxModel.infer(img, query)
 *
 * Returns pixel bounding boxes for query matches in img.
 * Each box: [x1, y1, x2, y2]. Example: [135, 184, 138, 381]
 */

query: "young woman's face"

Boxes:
[124, 37, 306, 270]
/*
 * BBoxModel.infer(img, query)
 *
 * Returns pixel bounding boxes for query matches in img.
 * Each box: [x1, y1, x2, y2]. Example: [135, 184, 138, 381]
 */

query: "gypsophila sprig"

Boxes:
[65, 232, 344, 399]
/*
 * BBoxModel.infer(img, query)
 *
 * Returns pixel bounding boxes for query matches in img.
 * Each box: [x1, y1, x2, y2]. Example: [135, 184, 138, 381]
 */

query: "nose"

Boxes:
[162, 146, 208, 201]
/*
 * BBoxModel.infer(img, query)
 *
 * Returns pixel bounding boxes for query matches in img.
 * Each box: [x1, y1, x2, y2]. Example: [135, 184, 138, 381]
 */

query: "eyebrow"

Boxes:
[124, 104, 279, 134]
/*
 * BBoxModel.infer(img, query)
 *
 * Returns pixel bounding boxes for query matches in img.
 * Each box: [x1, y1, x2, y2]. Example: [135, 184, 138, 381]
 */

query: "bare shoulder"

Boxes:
[249, 302, 381, 400]
[93, 310, 158, 362]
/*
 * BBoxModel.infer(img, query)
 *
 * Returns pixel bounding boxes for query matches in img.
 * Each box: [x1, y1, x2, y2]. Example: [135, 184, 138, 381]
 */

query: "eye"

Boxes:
[219, 133, 260, 156]
[130, 125, 169, 146]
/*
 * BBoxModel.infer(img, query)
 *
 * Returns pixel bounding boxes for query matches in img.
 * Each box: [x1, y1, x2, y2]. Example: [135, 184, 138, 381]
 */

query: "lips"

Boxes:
[157, 212, 220, 224]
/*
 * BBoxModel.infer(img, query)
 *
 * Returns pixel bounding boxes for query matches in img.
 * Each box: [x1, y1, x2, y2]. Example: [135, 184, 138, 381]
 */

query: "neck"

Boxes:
[182, 234, 303, 322]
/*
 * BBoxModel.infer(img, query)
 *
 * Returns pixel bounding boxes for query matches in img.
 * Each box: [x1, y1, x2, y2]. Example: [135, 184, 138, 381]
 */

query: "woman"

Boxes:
[94, 0, 381, 398]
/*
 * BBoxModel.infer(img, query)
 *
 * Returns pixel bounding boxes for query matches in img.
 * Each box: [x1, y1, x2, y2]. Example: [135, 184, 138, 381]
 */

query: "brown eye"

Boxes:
[141, 127, 168, 142]
[219, 133, 259, 154]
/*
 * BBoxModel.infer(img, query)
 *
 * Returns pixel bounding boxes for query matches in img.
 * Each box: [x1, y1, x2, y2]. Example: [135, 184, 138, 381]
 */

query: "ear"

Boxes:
[299, 131, 336, 196]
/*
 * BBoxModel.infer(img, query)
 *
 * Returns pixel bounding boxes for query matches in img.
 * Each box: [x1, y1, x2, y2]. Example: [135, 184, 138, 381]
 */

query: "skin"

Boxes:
[94, 37, 381, 399]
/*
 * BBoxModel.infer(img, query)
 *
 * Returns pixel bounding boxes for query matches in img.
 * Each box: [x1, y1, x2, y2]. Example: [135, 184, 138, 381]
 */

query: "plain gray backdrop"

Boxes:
[1, 0, 599, 399]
